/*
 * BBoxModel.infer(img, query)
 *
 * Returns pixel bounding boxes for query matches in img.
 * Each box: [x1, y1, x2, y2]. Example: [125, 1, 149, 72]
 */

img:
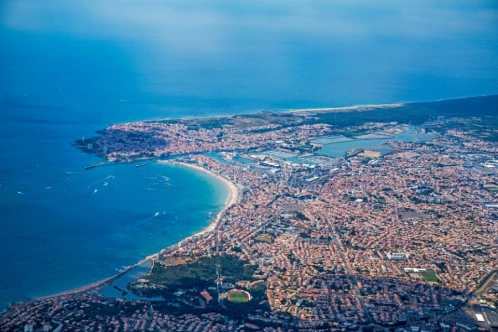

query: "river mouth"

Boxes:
[100, 260, 164, 301]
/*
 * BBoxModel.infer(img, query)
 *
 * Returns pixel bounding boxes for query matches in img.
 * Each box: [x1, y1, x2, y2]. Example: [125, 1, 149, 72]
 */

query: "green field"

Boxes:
[484, 184, 498, 192]
[420, 272, 440, 283]
[228, 291, 249, 303]
[128, 255, 258, 299]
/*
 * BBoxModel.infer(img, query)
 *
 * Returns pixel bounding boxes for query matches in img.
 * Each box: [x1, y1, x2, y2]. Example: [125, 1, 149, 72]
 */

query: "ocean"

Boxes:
[1, 0, 497, 310]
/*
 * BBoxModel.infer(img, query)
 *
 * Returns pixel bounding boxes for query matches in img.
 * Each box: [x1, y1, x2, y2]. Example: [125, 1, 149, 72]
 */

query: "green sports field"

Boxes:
[228, 291, 249, 303]
[420, 272, 440, 283]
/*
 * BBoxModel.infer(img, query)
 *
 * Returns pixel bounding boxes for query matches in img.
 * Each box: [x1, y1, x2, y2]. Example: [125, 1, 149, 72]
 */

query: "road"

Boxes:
[323, 211, 373, 325]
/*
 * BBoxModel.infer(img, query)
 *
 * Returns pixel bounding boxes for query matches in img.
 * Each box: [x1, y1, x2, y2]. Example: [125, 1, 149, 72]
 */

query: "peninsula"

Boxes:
[2, 95, 498, 331]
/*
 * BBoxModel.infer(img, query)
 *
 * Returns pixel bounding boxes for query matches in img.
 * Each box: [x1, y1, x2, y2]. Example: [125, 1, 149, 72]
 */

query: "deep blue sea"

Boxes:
[1, 0, 497, 310]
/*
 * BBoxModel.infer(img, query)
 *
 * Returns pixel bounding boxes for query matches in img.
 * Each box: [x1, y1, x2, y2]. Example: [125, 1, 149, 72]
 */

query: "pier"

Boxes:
[136, 160, 157, 168]
[84, 159, 158, 171]
[84, 162, 113, 170]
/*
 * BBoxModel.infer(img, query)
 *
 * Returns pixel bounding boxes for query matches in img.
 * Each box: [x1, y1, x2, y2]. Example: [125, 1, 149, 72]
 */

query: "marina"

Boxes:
[100, 260, 164, 302]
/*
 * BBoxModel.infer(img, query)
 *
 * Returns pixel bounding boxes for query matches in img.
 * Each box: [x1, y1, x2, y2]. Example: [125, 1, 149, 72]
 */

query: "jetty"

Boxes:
[84, 162, 113, 170]
[136, 160, 157, 168]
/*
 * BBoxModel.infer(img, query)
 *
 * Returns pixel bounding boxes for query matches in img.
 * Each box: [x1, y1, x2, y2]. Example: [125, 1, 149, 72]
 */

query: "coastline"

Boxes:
[132, 102, 406, 125]
[289, 102, 405, 114]
[6, 159, 240, 309]
[6, 93, 497, 317]
[84, 96, 498, 145]
[157, 160, 239, 241]
[0, 95, 460, 311]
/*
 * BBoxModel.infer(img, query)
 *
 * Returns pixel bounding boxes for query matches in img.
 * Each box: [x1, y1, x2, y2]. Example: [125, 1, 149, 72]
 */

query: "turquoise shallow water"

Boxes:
[1, 0, 498, 310]
[0, 157, 229, 309]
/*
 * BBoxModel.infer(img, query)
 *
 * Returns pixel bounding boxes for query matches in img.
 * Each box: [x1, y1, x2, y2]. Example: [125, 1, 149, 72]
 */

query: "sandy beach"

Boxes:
[289, 102, 405, 114]
[158, 160, 240, 239]
[108, 102, 410, 127]
[22, 160, 240, 304]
